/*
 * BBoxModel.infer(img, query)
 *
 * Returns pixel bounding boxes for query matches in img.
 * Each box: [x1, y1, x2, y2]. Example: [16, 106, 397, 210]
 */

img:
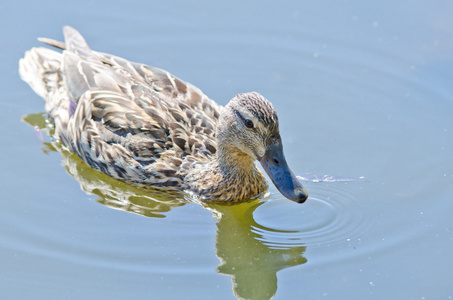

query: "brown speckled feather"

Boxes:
[21, 26, 221, 188]
[19, 27, 308, 203]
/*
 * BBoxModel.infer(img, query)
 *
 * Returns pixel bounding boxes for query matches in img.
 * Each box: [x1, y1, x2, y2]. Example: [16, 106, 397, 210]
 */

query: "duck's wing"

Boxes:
[40, 27, 221, 185]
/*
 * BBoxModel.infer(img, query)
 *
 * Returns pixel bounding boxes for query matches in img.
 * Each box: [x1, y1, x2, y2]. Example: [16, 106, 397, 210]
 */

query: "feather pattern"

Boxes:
[19, 26, 308, 203]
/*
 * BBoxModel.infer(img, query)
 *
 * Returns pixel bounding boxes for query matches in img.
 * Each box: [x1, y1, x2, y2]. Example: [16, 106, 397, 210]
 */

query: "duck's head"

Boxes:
[216, 92, 308, 203]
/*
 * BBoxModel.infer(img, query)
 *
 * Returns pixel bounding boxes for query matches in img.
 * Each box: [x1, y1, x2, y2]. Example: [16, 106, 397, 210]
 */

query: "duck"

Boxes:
[19, 26, 308, 203]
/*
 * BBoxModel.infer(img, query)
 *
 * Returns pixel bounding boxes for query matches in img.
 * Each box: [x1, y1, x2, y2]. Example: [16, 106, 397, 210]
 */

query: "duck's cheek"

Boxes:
[244, 148, 259, 160]
[255, 146, 266, 159]
[243, 141, 266, 160]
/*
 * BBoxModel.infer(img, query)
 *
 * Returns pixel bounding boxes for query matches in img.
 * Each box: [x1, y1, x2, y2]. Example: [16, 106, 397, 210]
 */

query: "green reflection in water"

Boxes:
[207, 201, 307, 299]
[23, 113, 308, 299]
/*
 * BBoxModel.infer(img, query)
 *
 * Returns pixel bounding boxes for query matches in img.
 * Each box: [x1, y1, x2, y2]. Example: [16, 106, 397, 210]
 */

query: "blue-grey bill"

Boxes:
[259, 139, 308, 203]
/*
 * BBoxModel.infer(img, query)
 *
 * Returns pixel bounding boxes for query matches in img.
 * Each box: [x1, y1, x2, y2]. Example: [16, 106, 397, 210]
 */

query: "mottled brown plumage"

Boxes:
[19, 26, 308, 203]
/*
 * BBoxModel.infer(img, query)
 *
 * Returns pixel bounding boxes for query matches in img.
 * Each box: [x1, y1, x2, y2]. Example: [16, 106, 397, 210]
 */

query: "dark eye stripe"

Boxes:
[235, 111, 254, 129]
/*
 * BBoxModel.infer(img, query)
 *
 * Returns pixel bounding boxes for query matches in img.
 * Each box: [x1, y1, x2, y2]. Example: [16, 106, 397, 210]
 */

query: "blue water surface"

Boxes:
[1, 1, 453, 299]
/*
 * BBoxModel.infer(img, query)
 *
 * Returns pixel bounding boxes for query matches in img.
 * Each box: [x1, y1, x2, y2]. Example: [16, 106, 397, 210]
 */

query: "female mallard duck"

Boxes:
[19, 26, 308, 203]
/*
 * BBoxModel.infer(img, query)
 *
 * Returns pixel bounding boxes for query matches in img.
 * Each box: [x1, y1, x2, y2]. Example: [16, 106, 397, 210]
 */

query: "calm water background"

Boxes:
[1, 1, 453, 299]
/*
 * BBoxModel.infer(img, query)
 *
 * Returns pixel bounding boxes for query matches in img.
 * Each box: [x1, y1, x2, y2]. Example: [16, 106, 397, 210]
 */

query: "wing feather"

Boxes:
[48, 27, 222, 185]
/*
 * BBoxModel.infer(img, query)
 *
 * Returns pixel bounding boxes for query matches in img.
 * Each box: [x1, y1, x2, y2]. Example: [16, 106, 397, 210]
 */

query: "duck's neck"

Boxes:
[216, 144, 256, 176]
[184, 145, 267, 201]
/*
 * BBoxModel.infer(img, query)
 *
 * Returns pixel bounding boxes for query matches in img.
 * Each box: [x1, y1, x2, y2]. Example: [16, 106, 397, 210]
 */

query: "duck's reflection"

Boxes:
[23, 113, 308, 300]
[207, 202, 307, 299]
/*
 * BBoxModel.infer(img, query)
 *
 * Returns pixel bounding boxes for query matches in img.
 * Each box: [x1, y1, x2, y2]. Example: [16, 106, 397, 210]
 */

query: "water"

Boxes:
[2, 0, 453, 299]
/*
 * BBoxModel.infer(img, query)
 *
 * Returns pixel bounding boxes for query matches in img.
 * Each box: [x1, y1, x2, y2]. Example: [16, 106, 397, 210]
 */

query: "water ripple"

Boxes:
[253, 183, 370, 249]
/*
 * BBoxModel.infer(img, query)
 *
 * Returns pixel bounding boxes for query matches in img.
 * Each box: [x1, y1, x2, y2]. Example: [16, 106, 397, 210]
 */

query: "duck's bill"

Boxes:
[259, 139, 308, 203]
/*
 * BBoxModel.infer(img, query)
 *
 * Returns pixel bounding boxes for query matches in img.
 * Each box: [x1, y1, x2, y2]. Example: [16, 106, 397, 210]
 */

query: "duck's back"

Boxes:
[19, 26, 222, 187]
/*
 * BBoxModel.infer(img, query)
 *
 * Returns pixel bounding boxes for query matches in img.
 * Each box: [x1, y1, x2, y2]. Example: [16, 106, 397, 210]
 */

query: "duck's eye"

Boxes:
[245, 119, 254, 128]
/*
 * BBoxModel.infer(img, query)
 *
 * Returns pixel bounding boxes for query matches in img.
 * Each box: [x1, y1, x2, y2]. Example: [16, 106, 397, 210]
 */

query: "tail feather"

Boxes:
[37, 37, 66, 50]
[19, 26, 98, 133]
[63, 26, 92, 57]
[19, 42, 70, 139]
[19, 47, 63, 99]
[18, 25, 91, 100]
